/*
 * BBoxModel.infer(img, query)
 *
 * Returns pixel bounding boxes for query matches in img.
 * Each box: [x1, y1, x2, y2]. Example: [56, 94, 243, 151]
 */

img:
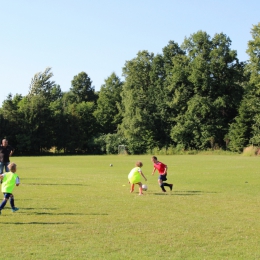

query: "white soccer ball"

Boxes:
[142, 184, 148, 191]
[110, 164, 113, 167]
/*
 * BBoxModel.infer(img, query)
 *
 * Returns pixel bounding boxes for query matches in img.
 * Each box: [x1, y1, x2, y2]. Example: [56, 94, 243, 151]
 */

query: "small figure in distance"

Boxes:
[128, 161, 147, 195]
[151, 156, 173, 192]
[0, 163, 20, 214]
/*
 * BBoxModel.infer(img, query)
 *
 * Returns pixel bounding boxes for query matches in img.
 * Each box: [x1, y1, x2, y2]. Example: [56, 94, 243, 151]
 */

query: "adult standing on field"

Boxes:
[151, 156, 173, 192]
[0, 139, 15, 174]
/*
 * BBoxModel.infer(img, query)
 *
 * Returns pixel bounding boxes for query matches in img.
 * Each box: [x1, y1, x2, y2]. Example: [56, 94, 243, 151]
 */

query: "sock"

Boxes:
[10, 197, 15, 208]
[164, 183, 170, 187]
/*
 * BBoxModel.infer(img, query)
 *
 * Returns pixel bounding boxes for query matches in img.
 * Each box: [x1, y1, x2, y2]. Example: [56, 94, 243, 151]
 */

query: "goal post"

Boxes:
[118, 145, 127, 155]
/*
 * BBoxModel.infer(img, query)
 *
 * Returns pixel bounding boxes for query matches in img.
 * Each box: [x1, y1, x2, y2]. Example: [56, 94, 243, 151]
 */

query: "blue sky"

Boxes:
[1, 0, 259, 106]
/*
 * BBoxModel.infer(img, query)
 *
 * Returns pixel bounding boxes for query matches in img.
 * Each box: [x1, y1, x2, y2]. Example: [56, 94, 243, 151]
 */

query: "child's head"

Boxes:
[136, 161, 143, 168]
[8, 163, 17, 172]
[151, 156, 158, 163]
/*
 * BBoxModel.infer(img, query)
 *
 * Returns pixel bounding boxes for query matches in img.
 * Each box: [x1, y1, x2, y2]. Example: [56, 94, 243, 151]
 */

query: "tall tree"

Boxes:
[94, 73, 123, 134]
[120, 51, 157, 154]
[28, 67, 55, 101]
[17, 95, 53, 153]
[70, 72, 97, 103]
[228, 23, 260, 151]
[142, 41, 185, 149]
[18, 68, 59, 153]
[64, 101, 97, 153]
[0, 94, 23, 149]
[170, 31, 244, 149]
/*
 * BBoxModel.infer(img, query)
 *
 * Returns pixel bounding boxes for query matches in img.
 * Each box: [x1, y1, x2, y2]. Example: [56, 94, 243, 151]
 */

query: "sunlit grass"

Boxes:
[0, 155, 259, 259]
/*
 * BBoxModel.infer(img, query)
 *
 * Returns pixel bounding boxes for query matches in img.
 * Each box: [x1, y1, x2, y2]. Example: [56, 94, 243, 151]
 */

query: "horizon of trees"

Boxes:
[1, 23, 260, 155]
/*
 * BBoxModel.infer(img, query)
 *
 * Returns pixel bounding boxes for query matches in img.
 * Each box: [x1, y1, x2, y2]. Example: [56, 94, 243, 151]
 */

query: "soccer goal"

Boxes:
[118, 145, 127, 155]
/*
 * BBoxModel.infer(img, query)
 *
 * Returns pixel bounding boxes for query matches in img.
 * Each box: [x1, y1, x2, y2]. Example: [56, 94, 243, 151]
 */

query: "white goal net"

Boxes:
[118, 145, 127, 155]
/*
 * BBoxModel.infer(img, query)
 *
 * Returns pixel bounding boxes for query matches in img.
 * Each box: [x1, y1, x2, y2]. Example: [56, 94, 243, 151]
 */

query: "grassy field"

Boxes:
[0, 155, 259, 260]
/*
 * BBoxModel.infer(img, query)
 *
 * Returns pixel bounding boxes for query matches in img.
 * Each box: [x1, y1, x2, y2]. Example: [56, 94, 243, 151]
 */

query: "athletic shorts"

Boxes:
[3, 193, 13, 199]
[158, 174, 167, 181]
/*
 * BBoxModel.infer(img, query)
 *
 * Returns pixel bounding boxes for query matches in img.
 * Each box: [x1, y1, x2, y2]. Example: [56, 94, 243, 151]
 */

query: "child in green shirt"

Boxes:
[128, 161, 147, 195]
[0, 162, 20, 214]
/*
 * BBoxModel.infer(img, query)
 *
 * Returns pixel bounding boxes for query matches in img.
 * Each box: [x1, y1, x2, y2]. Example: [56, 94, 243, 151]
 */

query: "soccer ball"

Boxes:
[110, 164, 113, 167]
[142, 184, 148, 191]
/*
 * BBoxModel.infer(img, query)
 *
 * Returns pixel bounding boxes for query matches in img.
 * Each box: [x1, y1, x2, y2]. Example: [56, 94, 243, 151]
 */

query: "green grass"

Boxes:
[0, 155, 260, 259]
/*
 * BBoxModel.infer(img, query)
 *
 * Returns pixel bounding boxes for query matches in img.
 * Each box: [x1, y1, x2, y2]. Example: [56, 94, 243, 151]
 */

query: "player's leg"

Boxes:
[158, 177, 166, 192]
[0, 193, 10, 214]
[9, 194, 19, 212]
[137, 182, 143, 195]
[161, 174, 173, 191]
[163, 182, 173, 190]
[130, 183, 135, 193]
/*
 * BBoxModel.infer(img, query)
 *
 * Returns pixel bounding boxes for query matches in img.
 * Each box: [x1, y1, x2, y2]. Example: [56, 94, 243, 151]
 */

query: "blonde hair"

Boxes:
[8, 163, 17, 172]
[136, 161, 143, 167]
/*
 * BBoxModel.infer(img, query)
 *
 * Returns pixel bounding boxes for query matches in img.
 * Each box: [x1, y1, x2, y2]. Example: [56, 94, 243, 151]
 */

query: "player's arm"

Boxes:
[152, 167, 156, 175]
[16, 176, 20, 186]
[139, 170, 147, 181]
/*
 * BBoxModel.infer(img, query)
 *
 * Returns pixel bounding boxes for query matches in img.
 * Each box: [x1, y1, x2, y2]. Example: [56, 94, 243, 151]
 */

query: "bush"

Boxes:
[242, 146, 260, 156]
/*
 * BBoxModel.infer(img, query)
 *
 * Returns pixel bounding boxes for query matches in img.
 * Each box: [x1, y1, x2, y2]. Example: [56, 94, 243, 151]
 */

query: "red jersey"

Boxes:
[153, 161, 167, 175]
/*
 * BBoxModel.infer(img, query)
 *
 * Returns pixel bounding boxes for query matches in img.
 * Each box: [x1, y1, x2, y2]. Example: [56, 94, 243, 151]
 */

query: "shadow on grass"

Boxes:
[22, 207, 58, 210]
[3, 207, 108, 216]
[31, 212, 108, 216]
[2, 222, 76, 225]
[24, 183, 87, 186]
[154, 190, 217, 196]
[153, 193, 169, 195]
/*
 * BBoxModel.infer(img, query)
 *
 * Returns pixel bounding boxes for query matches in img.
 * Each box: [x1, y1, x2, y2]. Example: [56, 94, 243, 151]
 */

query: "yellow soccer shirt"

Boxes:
[128, 167, 142, 184]
[1, 172, 20, 193]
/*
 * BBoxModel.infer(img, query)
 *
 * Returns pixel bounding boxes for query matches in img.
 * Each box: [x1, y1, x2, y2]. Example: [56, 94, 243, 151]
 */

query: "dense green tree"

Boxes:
[0, 94, 23, 149]
[64, 101, 97, 153]
[120, 51, 158, 154]
[94, 73, 123, 134]
[28, 67, 55, 101]
[70, 72, 97, 103]
[48, 95, 67, 152]
[119, 43, 185, 153]
[170, 31, 244, 149]
[16, 68, 58, 153]
[228, 23, 260, 151]
[152, 41, 185, 147]
[17, 95, 53, 153]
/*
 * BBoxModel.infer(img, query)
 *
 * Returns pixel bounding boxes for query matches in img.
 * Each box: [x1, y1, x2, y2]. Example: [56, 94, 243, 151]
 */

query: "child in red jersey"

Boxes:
[151, 156, 173, 192]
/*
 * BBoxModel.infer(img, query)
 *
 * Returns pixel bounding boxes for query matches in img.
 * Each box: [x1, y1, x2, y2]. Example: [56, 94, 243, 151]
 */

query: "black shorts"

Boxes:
[3, 193, 13, 199]
[158, 174, 167, 181]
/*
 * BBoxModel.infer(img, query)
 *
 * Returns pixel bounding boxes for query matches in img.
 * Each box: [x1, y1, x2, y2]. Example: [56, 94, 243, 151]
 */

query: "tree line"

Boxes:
[1, 23, 260, 155]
